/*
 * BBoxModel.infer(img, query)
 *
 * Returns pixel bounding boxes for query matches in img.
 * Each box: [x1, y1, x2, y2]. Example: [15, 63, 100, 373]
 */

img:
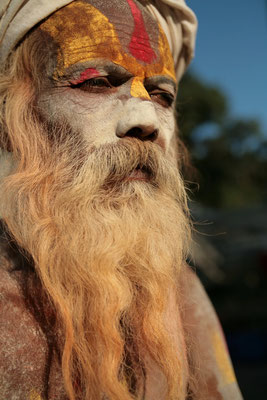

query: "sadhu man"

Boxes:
[0, 0, 243, 399]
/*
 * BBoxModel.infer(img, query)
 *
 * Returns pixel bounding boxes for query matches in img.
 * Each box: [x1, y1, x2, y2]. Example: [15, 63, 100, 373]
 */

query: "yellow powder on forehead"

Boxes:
[130, 77, 150, 99]
[39, 0, 176, 82]
[39, 1, 122, 73]
[158, 24, 176, 80]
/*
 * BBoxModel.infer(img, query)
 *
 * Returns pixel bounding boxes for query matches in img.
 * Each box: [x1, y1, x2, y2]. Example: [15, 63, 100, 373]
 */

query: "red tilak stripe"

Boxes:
[127, 0, 156, 63]
[70, 68, 100, 85]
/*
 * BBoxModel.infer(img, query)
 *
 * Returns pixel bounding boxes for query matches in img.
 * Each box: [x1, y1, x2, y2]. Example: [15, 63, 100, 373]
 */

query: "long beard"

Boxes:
[1, 120, 191, 399]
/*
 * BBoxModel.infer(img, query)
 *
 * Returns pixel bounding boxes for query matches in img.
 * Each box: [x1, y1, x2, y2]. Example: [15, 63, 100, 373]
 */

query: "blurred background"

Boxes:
[177, 0, 267, 398]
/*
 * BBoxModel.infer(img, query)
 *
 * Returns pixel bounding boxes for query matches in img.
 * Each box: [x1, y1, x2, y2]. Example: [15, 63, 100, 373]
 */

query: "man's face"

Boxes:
[37, 0, 177, 159]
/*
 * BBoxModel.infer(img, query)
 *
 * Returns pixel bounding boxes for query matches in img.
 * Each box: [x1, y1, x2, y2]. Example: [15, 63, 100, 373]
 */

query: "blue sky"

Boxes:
[186, 0, 267, 134]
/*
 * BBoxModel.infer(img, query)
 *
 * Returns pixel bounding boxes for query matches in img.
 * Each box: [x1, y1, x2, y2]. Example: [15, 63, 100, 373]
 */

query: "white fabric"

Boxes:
[143, 0, 197, 80]
[0, 0, 74, 65]
[0, 0, 197, 79]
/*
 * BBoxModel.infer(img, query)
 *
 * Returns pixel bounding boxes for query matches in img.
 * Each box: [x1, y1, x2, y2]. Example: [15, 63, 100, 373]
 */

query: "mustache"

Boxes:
[39, 115, 173, 187]
[82, 138, 169, 187]
[39, 117, 179, 195]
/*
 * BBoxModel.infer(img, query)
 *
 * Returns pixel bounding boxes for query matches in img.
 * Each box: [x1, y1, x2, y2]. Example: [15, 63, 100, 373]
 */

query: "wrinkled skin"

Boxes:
[37, 0, 177, 159]
[0, 0, 243, 399]
[0, 248, 66, 400]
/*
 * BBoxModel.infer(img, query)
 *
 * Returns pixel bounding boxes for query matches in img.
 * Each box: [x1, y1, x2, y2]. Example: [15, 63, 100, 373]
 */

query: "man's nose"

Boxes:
[116, 99, 160, 143]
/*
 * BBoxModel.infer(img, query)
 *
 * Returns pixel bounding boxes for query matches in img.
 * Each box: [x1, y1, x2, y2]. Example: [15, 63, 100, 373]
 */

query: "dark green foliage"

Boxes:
[177, 72, 267, 208]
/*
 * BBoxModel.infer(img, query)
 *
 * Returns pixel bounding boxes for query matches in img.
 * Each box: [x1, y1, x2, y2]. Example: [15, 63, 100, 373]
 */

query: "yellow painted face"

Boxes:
[39, 0, 176, 100]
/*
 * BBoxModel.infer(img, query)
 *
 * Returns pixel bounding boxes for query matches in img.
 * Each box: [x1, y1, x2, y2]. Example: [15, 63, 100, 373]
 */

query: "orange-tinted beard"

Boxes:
[1, 119, 190, 399]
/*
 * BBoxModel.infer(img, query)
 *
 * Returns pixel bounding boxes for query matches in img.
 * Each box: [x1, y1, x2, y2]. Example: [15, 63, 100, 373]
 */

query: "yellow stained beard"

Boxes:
[0, 14, 190, 400]
[1, 127, 190, 400]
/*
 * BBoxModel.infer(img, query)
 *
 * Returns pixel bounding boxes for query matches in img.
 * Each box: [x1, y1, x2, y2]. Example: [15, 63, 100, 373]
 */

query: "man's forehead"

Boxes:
[86, 0, 159, 63]
[39, 0, 176, 81]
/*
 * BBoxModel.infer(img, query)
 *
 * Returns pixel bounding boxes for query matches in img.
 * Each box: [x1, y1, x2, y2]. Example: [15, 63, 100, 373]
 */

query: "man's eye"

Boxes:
[149, 90, 175, 107]
[71, 77, 112, 91]
[88, 77, 112, 87]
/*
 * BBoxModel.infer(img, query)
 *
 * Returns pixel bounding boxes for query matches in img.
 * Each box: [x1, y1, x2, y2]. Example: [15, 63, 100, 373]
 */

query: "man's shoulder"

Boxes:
[0, 242, 67, 399]
[0, 244, 43, 353]
[0, 244, 19, 306]
[0, 244, 47, 399]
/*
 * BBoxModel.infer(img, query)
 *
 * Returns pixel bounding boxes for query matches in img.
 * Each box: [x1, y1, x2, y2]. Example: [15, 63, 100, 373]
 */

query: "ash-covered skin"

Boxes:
[180, 268, 244, 400]
[0, 226, 67, 400]
[36, 0, 177, 156]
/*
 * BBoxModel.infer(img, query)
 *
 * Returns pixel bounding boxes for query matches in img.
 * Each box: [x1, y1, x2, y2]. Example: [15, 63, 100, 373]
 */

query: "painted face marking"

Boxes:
[70, 68, 100, 85]
[36, 1, 178, 156]
[130, 77, 150, 100]
[39, 0, 176, 104]
[126, 0, 156, 63]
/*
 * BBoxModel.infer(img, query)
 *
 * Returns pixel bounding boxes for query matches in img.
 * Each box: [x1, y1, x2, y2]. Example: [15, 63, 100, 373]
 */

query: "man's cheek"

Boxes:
[51, 89, 104, 113]
[43, 94, 123, 146]
[155, 107, 176, 152]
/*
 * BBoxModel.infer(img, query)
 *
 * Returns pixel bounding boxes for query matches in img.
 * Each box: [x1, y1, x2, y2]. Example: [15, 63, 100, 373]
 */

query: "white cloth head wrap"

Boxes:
[0, 0, 197, 80]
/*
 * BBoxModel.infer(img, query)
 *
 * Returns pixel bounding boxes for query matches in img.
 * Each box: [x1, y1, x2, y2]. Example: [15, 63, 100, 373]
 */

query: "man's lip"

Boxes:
[126, 168, 149, 182]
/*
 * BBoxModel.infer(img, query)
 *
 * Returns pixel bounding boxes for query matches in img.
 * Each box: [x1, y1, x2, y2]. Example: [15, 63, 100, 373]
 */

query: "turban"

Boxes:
[0, 0, 197, 80]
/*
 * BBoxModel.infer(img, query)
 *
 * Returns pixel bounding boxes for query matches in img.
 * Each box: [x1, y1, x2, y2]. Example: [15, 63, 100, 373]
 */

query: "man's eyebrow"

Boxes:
[62, 61, 132, 80]
[103, 62, 132, 76]
[145, 76, 177, 92]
